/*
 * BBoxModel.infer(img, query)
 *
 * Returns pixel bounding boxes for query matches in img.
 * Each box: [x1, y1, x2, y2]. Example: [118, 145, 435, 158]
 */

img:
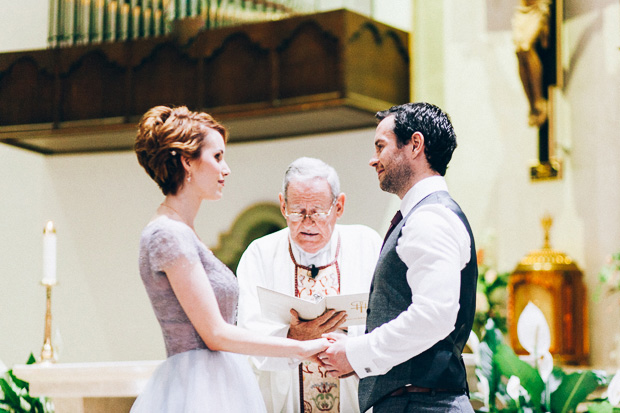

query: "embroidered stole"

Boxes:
[289, 238, 341, 413]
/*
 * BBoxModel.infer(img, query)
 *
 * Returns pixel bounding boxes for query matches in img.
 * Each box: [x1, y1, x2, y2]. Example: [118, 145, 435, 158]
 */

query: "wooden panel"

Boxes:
[346, 22, 410, 105]
[61, 51, 126, 121]
[0, 57, 55, 124]
[0, 9, 410, 154]
[203, 32, 271, 108]
[277, 21, 340, 99]
[132, 43, 198, 114]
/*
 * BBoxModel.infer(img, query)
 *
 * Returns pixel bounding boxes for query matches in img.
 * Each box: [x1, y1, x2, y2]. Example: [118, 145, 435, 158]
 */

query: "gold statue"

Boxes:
[512, 0, 551, 127]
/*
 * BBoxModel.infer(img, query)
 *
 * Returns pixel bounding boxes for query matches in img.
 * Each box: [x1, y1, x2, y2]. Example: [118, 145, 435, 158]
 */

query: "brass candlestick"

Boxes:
[39, 283, 56, 363]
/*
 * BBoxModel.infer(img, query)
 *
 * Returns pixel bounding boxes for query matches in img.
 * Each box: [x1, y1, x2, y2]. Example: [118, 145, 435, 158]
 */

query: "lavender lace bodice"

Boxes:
[139, 215, 238, 357]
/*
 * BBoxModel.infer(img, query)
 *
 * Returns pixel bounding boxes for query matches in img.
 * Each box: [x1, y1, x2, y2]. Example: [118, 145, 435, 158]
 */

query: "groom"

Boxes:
[320, 102, 478, 413]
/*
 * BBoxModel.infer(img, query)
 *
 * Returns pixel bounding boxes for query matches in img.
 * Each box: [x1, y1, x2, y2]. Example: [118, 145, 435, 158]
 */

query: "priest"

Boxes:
[237, 157, 382, 413]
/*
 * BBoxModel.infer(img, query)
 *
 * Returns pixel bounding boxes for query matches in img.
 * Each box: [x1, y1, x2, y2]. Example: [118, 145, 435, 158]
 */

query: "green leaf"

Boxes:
[494, 344, 545, 408]
[26, 354, 36, 365]
[587, 400, 613, 413]
[550, 370, 608, 413]
[8, 371, 29, 392]
[0, 378, 21, 409]
[478, 320, 504, 409]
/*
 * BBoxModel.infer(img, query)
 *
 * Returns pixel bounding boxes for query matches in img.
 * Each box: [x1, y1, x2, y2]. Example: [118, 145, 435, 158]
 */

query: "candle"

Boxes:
[42, 221, 57, 286]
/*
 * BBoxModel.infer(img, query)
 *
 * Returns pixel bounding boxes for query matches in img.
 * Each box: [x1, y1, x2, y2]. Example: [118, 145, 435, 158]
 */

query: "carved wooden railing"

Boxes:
[0, 9, 409, 153]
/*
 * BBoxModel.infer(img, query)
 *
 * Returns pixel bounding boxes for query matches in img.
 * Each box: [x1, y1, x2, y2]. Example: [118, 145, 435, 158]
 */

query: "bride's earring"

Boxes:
[187, 172, 192, 183]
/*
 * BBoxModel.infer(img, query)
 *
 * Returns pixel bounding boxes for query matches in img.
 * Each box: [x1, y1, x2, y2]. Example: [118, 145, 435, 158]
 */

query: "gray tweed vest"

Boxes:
[358, 191, 478, 412]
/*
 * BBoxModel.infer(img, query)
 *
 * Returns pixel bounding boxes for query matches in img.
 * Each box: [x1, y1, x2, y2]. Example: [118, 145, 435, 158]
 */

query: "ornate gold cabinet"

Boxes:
[508, 217, 589, 365]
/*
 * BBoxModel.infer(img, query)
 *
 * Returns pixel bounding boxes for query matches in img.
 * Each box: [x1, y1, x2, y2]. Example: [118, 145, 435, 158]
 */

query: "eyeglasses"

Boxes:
[284, 200, 336, 223]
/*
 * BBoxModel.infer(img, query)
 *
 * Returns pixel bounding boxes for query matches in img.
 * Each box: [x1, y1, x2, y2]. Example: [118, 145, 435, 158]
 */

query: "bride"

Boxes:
[131, 105, 328, 412]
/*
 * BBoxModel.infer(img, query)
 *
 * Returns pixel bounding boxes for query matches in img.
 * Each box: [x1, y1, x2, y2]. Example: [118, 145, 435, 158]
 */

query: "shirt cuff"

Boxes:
[345, 334, 380, 379]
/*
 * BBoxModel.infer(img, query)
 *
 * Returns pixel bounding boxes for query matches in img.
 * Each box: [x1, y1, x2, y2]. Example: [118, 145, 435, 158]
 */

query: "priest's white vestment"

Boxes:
[237, 224, 382, 413]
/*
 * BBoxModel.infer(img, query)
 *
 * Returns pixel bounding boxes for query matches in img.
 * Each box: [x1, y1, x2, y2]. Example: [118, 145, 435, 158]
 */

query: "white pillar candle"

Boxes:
[42, 221, 57, 286]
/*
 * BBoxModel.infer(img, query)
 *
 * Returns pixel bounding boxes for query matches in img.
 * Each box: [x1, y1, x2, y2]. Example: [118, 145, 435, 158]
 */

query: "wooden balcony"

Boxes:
[0, 9, 409, 154]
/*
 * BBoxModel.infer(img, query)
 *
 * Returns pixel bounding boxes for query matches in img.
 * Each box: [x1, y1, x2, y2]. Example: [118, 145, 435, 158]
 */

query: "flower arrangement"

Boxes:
[0, 354, 54, 413]
[598, 251, 620, 370]
[469, 303, 620, 413]
[599, 251, 620, 299]
[473, 249, 510, 338]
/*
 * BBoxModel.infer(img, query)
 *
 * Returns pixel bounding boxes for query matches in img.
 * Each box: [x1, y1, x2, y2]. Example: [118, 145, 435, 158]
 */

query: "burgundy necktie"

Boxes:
[382, 210, 403, 247]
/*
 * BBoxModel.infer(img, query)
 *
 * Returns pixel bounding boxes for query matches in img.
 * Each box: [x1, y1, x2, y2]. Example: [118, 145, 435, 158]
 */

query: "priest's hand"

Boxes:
[320, 332, 355, 378]
[287, 309, 347, 341]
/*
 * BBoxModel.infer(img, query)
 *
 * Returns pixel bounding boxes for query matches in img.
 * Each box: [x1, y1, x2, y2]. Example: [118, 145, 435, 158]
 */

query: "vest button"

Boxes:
[366, 309, 371, 315]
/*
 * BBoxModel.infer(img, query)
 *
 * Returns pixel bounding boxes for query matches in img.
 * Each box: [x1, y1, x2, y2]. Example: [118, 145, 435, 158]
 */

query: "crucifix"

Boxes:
[512, 0, 563, 180]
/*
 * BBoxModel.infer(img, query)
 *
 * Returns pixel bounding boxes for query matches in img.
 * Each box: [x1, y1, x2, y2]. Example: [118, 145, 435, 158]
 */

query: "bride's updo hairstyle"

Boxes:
[135, 105, 228, 195]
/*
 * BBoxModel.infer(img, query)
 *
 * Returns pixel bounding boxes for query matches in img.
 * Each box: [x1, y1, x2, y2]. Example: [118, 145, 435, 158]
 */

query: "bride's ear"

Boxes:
[180, 155, 191, 173]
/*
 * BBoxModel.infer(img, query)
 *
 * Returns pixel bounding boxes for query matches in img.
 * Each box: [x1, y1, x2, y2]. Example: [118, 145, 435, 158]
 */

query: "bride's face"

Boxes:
[188, 129, 230, 201]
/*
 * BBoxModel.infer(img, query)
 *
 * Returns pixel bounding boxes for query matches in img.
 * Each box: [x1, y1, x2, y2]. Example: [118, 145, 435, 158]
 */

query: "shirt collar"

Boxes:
[399, 176, 448, 217]
[289, 226, 339, 266]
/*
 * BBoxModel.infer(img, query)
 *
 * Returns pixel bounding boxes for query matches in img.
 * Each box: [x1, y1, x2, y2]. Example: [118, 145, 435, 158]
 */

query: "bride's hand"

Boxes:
[298, 337, 330, 360]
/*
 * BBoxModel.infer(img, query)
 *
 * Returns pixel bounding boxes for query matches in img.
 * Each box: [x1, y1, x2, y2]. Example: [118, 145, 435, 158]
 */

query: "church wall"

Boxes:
[0, 0, 48, 53]
[1, 0, 619, 371]
[0, 145, 49, 367]
[0, 129, 394, 367]
[431, 0, 620, 367]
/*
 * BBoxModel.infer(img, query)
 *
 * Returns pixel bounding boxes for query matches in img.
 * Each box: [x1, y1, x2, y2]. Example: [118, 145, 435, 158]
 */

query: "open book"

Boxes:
[256, 286, 369, 327]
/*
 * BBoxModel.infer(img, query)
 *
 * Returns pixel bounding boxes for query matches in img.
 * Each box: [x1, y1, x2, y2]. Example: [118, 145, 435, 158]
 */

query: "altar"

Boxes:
[12, 360, 162, 413]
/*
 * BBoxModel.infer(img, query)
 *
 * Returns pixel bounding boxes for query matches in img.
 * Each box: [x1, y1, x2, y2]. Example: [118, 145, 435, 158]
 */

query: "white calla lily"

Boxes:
[476, 292, 490, 312]
[467, 330, 481, 365]
[476, 372, 490, 407]
[506, 375, 522, 401]
[537, 351, 554, 381]
[517, 302, 551, 356]
[485, 269, 498, 284]
[608, 370, 620, 406]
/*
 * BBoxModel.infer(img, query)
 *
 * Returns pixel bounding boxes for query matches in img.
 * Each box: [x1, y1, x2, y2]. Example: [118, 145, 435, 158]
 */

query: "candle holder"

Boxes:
[39, 220, 58, 364]
[39, 282, 57, 364]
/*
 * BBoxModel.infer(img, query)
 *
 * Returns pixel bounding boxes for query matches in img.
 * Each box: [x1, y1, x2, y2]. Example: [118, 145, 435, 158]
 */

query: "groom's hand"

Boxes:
[320, 332, 355, 378]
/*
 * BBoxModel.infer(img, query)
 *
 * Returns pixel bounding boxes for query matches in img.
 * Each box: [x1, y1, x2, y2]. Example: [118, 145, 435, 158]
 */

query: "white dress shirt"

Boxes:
[346, 176, 471, 378]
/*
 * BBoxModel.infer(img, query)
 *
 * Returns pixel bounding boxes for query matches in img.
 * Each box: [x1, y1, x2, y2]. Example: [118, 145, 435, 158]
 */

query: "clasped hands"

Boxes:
[288, 308, 355, 378]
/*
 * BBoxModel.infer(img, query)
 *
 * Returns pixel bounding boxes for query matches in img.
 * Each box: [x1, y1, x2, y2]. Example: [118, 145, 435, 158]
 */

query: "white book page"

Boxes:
[257, 287, 368, 327]
[256, 286, 325, 324]
[325, 292, 369, 327]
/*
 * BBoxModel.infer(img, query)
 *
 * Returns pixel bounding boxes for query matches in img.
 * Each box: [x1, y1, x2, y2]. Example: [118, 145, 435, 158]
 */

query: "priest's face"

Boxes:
[279, 178, 344, 254]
